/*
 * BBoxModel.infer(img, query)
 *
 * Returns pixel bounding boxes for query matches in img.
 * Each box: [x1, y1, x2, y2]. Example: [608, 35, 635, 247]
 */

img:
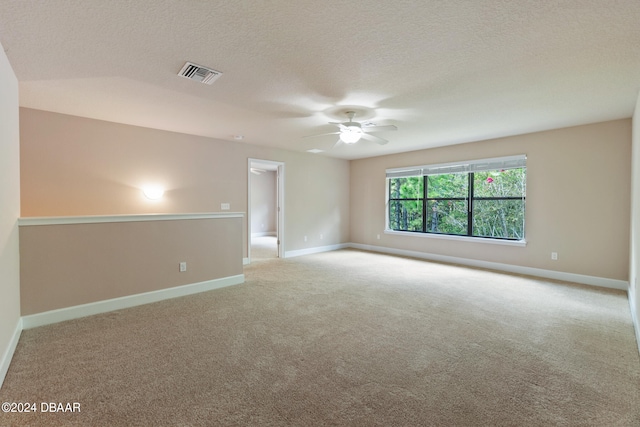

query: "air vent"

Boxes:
[178, 62, 222, 85]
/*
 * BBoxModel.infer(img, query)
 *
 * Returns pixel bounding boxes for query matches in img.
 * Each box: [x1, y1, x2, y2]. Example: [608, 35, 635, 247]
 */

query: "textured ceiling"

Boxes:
[1, 1, 639, 160]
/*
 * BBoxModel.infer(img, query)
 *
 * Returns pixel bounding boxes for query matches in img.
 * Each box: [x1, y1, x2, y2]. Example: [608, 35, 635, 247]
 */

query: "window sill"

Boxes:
[384, 230, 527, 247]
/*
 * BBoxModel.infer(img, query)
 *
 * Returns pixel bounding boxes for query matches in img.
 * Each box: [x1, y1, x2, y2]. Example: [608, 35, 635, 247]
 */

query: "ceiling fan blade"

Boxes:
[361, 132, 389, 145]
[301, 131, 341, 139]
[362, 124, 397, 133]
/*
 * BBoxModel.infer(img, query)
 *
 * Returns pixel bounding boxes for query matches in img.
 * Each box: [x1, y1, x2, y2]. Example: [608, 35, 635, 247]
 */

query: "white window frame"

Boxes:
[385, 155, 527, 246]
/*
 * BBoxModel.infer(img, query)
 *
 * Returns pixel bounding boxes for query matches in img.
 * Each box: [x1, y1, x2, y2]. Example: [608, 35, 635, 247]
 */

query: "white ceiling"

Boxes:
[1, 1, 639, 160]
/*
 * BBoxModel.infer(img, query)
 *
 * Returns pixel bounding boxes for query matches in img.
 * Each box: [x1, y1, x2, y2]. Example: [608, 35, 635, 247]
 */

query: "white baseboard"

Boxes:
[284, 243, 350, 259]
[348, 243, 628, 291]
[22, 274, 245, 330]
[0, 318, 22, 390]
[628, 286, 640, 355]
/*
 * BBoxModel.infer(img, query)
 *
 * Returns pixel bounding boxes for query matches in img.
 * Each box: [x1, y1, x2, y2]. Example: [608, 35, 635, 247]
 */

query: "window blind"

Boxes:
[386, 155, 526, 178]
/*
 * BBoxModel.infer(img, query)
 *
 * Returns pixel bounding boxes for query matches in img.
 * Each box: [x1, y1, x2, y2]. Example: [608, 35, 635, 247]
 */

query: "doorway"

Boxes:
[248, 159, 284, 261]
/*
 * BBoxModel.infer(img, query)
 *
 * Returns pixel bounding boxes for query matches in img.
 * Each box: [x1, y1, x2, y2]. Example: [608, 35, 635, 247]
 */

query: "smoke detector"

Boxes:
[178, 62, 222, 84]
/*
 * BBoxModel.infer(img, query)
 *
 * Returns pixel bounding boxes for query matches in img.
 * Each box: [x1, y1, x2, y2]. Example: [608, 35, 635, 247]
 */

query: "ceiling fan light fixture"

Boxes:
[340, 125, 363, 144]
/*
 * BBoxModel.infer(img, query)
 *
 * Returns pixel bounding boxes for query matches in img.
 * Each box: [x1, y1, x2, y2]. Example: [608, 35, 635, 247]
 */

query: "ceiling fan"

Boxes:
[304, 111, 397, 147]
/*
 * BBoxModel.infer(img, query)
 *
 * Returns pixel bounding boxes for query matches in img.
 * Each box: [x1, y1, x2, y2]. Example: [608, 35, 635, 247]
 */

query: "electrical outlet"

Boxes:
[377, 234, 381, 240]
[551, 252, 558, 261]
[221, 203, 230, 210]
[304, 235, 307, 242]
[320, 233, 323, 240]
[179, 261, 187, 272]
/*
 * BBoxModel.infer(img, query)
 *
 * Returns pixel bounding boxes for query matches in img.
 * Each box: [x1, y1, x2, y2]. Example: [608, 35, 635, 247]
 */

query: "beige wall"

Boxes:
[19, 108, 350, 255]
[0, 42, 21, 384]
[351, 120, 632, 281]
[20, 217, 243, 315]
[251, 170, 277, 235]
[630, 93, 640, 350]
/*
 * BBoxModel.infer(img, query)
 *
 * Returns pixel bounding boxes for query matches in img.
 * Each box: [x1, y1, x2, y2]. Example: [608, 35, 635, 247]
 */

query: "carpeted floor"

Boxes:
[251, 235, 278, 260]
[1, 249, 639, 426]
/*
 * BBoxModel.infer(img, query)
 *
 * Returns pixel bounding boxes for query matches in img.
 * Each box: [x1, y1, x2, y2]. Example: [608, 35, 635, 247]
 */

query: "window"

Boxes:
[387, 156, 526, 241]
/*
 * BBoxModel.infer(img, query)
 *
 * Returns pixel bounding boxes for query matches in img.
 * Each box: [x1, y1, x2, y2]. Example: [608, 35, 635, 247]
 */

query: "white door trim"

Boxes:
[248, 159, 285, 262]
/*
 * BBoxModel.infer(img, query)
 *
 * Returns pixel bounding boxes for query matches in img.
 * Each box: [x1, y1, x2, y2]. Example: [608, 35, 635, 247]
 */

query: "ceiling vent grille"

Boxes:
[178, 62, 222, 85]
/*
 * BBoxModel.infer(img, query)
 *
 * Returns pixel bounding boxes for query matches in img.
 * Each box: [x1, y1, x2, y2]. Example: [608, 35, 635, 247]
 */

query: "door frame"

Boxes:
[247, 158, 285, 262]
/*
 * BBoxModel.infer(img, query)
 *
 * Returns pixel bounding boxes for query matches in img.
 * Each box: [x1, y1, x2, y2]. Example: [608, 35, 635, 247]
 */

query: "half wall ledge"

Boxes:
[18, 212, 244, 226]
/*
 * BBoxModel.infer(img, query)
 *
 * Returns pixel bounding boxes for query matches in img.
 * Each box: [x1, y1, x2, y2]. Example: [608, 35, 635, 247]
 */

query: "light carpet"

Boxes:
[1, 249, 639, 426]
[251, 236, 278, 260]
